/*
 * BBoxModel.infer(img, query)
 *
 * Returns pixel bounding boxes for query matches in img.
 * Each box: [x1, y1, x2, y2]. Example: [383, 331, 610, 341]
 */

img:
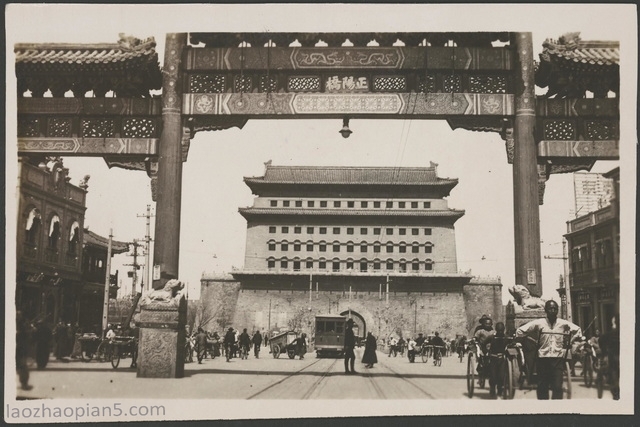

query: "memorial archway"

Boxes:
[16, 31, 619, 377]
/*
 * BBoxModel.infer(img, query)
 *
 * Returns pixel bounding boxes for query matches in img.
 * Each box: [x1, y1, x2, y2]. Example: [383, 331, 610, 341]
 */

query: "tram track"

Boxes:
[378, 359, 436, 399]
[246, 357, 337, 399]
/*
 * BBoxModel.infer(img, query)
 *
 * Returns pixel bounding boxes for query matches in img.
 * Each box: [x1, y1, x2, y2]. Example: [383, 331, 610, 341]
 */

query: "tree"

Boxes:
[186, 298, 218, 333]
[287, 307, 310, 332]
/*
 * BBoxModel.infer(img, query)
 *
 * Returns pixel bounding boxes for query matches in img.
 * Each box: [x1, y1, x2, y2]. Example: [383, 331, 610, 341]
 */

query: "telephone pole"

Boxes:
[124, 239, 144, 297]
[137, 204, 154, 293]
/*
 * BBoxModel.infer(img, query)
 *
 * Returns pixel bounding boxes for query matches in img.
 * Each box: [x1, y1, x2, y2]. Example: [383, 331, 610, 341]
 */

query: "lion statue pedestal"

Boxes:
[505, 285, 547, 335]
[136, 280, 187, 378]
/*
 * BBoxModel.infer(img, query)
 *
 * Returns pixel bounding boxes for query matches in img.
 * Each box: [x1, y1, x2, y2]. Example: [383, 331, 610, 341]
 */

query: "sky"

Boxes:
[5, 4, 634, 304]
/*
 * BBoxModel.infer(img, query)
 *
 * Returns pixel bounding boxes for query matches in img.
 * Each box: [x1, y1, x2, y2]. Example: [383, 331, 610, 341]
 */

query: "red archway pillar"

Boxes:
[152, 33, 187, 290]
[512, 32, 543, 297]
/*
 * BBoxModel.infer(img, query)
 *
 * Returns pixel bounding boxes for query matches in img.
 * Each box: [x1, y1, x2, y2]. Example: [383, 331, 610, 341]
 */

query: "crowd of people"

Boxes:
[186, 327, 310, 363]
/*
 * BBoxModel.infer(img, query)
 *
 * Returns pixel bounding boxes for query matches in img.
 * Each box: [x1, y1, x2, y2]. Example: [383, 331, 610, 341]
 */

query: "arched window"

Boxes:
[332, 258, 341, 272]
[267, 257, 276, 270]
[49, 215, 60, 247]
[293, 257, 301, 271]
[425, 242, 433, 254]
[412, 241, 420, 254]
[386, 258, 394, 271]
[411, 258, 420, 271]
[425, 258, 434, 271]
[25, 208, 41, 245]
[68, 221, 80, 255]
[398, 241, 407, 254]
[373, 258, 381, 271]
[359, 258, 368, 272]
[399, 258, 407, 272]
[360, 241, 368, 253]
[305, 257, 314, 269]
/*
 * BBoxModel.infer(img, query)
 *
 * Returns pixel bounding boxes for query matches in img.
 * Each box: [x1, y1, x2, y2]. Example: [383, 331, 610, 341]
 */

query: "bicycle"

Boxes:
[95, 339, 115, 363]
[433, 346, 443, 366]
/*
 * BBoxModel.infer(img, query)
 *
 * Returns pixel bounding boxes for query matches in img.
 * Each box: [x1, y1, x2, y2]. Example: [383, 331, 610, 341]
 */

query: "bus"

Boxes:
[314, 314, 347, 358]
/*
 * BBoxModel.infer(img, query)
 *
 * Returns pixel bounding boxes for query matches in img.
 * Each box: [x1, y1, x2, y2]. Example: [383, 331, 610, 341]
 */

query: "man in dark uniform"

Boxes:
[252, 330, 263, 358]
[223, 327, 236, 362]
[344, 318, 356, 374]
[485, 322, 509, 398]
[239, 328, 251, 358]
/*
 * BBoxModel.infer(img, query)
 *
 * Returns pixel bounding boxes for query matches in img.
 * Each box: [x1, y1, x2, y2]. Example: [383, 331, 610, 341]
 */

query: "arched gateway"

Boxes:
[15, 32, 619, 377]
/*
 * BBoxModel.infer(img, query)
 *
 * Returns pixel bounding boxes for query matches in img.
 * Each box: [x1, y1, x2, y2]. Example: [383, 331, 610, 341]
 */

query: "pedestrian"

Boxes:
[34, 320, 52, 369]
[16, 311, 33, 390]
[195, 327, 208, 364]
[516, 300, 582, 399]
[485, 322, 509, 398]
[54, 321, 69, 361]
[598, 313, 620, 400]
[294, 333, 307, 360]
[343, 318, 356, 374]
[211, 331, 221, 358]
[252, 330, 263, 358]
[407, 336, 417, 363]
[70, 324, 82, 359]
[362, 332, 378, 368]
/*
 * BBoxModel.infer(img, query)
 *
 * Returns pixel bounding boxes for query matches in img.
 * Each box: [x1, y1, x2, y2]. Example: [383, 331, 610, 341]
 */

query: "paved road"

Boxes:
[16, 348, 612, 400]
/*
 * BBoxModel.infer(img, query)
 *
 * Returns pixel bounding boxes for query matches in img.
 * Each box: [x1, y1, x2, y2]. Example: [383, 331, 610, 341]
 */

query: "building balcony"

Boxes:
[567, 204, 616, 234]
[44, 248, 59, 264]
[22, 242, 37, 259]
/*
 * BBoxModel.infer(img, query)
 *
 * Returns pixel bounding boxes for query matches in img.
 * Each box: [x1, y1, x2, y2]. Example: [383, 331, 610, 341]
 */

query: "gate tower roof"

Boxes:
[244, 164, 458, 188]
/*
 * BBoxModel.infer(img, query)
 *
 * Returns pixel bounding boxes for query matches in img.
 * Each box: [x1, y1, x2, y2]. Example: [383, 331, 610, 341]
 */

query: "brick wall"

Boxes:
[463, 278, 504, 334]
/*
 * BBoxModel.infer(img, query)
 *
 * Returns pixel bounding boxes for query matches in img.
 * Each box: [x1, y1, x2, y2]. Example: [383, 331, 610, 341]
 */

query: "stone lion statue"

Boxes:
[508, 284, 546, 310]
[140, 279, 184, 307]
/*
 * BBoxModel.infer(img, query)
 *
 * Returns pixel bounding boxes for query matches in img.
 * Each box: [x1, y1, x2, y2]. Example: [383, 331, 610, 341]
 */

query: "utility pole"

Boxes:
[101, 229, 113, 336]
[137, 204, 154, 293]
[125, 240, 144, 297]
[544, 239, 572, 321]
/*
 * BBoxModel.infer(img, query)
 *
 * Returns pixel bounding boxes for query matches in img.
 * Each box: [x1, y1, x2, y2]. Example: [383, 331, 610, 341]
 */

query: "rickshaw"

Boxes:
[466, 336, 517, 399]
[269, 331, 299, 359]
[78, 333, 102, 361]
[110, 336, 138, 369]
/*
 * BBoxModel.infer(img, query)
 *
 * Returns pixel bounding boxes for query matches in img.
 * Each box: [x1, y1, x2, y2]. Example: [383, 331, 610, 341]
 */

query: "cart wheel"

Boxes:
[273, 345, 280, 359]
[288, 349, 296, 359]
[503, 358, 515, 400]
[111, 347, 121, 369]
[563, 361, 572, 399]
[466, 352, 476, 398]
[96, 342, 107, 362]
[583, 355, 594, 388]
[421, 349, 429, 363]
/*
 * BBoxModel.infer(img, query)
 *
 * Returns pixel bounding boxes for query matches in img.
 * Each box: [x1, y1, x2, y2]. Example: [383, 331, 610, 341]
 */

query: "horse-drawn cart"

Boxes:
[270, 331, 298, 359]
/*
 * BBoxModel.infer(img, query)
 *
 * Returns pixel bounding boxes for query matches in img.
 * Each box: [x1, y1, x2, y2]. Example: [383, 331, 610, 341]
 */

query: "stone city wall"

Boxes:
[200, 275, 502, 340]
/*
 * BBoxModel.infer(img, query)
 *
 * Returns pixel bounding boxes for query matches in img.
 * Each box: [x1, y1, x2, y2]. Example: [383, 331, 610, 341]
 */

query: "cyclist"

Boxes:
[223, 327, 236, 362]
[431, 332, 446, 364]
[516, 300, 582, 400]
[239, 328, 251, 359]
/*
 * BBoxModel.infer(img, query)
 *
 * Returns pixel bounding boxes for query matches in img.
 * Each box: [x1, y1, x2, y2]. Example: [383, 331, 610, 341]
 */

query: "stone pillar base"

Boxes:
[136, 297, 186, 378]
